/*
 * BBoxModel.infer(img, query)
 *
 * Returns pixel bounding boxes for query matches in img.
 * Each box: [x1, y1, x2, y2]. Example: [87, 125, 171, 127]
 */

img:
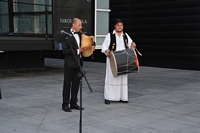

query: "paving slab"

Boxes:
[0, 58, 200, 133]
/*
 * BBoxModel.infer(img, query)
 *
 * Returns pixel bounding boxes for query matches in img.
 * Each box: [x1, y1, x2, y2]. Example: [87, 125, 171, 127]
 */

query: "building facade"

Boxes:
[110, 0, 200, 70]
[0, 0, 199, 71]
[0, 0, 110, 71]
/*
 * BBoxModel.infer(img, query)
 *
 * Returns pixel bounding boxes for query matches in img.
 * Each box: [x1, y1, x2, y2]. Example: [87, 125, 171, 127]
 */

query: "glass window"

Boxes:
[95, 0, 110, 46]
[96, 37, 106, 46]
[0, 1, 8, 13]
[38, 0, 52, 11]
[0, 0, 52, 36]
[0, 1, 9, 34]
[97, 0, 109, 9]
[97, 12, 109, 35]
[14, 14, 52, 34]
[47, 14, 52, 34]
[14, 0, 34, 12]
[13, 0, 52, 12]
[0, 15, 9, 34]
[14, 15, 34, 33]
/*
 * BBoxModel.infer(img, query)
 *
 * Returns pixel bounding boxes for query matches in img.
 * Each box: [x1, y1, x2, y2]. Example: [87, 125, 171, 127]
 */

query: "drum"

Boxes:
[110, 48, 139, 77]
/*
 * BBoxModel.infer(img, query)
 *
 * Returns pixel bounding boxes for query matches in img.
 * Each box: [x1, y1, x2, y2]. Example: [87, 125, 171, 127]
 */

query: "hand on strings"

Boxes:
[131, 42, 136, 49]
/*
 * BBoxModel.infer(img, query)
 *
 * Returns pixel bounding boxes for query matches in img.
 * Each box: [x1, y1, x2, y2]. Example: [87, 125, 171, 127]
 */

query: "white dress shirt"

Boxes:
[70, 29, 80, 55]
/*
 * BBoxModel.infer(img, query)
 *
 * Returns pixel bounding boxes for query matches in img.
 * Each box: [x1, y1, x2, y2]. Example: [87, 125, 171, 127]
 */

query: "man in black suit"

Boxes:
[62, 18, 87, 112]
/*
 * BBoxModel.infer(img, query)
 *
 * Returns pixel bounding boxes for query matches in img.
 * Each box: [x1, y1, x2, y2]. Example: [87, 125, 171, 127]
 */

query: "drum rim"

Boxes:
[110, 48, 140, 77]
[133, 49, 140, 72]
[110, 51, 118, 77]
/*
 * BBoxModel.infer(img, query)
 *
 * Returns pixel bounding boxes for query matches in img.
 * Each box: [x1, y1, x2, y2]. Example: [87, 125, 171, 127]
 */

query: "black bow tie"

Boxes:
[72, 30, 78, 34]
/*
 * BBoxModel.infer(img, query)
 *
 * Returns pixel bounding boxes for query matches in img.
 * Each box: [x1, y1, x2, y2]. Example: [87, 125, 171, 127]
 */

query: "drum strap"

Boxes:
[109, 32, 128, 51]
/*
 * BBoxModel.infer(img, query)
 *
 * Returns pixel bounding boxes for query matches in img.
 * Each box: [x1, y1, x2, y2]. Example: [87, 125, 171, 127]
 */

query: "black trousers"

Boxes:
[62, 66, 80, 107]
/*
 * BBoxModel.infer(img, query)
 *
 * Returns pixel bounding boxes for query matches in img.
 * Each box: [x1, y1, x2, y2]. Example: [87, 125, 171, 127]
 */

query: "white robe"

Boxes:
[101, 30, 133, 101]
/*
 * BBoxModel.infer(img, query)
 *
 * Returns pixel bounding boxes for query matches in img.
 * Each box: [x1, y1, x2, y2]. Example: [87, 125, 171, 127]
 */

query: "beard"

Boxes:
[115, 29, 123, 33]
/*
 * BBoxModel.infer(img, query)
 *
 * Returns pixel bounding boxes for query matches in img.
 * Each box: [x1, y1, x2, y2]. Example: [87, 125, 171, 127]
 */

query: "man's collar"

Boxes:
[71, 29, 78, 34]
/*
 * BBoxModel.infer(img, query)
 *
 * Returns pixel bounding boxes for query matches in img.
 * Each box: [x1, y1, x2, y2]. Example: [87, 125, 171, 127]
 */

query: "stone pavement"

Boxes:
[0, 58, 200, 133]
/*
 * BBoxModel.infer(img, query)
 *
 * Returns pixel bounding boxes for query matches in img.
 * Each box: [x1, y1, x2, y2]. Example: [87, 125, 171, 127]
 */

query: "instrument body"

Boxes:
[81, 34, 95, 57]
[110, 48, 139, 77]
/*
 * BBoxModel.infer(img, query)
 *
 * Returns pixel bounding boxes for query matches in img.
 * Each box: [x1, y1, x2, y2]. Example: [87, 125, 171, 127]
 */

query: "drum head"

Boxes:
[110, 52, 118, 77]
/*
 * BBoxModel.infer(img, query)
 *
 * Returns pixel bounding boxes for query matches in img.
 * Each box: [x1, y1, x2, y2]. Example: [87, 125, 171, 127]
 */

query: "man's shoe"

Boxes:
[105, 99, 110, 105]
[70, 104, 84, 110]
[62, 106, 72, 112]
[120, 100, 129, 103]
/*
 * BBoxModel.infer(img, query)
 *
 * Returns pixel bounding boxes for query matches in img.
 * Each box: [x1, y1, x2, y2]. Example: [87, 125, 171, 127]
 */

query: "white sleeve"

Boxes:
[101, 33, 111, 54]
[125, 33, 133, 48]
[77, 49, 80, 55]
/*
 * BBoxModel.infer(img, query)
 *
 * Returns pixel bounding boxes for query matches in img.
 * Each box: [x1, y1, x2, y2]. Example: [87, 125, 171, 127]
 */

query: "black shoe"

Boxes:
[105, 99, 110, 105]
[62, 106, 72, 112]
[120, 100, 129, 103]
[70, 104, 84, 110]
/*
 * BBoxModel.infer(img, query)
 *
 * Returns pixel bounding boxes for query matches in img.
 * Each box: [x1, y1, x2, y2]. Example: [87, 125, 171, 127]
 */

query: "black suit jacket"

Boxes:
[62, 30, 83, 67]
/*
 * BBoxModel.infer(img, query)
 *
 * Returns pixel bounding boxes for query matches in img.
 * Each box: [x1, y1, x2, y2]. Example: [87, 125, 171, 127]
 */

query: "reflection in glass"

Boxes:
[13, 0, 52, 12]
[14, 14, 52, 34]
[0, 1, 9, 34]
[0, 0, 52, 36]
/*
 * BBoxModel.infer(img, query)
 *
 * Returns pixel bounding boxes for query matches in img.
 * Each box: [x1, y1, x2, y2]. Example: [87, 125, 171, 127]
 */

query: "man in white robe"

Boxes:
[101, 19, 136, 104]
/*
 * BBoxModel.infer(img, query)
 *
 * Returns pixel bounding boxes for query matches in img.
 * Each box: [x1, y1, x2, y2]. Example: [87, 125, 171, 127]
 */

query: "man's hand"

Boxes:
[79, 47, 87, 53]
[131, 42, 136, 49]
[105, 49, 111, 58]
